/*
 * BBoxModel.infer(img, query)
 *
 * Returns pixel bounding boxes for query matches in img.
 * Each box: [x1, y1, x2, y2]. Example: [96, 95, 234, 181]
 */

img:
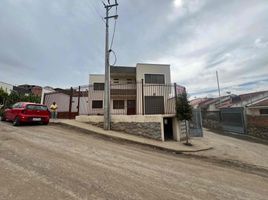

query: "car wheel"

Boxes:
[13, 117, 20, 126]
[0, 115, 6, 121]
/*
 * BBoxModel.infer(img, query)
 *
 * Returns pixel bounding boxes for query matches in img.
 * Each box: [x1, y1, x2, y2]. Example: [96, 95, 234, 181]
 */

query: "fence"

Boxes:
[43, 82, 181, 118]
[202, 107, 246, 134]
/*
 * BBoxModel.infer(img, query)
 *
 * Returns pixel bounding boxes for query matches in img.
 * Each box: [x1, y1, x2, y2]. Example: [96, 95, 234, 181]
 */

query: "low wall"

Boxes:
[76, 115, 164, 141]
[247, 115, 268, 139]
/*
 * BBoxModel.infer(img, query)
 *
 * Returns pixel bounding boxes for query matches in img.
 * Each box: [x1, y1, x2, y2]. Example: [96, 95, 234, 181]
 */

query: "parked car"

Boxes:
[1, 102, 50, 126]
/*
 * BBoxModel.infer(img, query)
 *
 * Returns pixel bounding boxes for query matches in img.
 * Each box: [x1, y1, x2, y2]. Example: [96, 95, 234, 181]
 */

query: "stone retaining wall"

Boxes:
[88, 121, 162, 140]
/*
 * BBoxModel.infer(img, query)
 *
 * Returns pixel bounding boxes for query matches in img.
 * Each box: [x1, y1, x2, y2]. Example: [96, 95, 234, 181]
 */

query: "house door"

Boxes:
[127, 100, 136, 115]
[164, 118, 173, 140]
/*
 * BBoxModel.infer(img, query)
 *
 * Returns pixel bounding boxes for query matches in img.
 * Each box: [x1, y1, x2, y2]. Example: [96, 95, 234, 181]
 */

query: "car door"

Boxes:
[5, 103, 17, 120]
[9, 103, 21, 121]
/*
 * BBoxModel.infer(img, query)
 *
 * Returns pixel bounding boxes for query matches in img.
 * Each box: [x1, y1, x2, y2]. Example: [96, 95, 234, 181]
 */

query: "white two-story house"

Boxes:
[88, 63, 172, 116]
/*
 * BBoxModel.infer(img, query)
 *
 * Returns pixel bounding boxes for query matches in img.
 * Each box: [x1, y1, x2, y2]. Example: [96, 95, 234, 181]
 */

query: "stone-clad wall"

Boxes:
[247, 115, 268, 139]
[111, 122, 161, 140]
[88, 121, 162, 140]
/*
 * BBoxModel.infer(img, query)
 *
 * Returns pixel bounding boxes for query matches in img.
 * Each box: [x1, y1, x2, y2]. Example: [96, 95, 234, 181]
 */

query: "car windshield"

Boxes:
[26, 105, 48, 111]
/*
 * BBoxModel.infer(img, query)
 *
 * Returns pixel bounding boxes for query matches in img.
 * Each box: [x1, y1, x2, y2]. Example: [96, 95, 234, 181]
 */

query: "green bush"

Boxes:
[0, 87, 41, 113]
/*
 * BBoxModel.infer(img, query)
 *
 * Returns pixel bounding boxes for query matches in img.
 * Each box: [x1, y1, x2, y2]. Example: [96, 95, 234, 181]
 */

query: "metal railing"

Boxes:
[44, 82, 181, 117]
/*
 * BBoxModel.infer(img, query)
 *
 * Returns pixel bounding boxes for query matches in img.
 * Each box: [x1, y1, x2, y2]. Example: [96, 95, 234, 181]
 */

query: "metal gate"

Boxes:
[189, 108, 203, 137]
[145, 96, 164, 114]
[221, 107, 246, 134]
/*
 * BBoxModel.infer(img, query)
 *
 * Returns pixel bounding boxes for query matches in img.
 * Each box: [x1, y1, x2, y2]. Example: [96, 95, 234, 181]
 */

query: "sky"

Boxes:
[0, 0, 268, 98]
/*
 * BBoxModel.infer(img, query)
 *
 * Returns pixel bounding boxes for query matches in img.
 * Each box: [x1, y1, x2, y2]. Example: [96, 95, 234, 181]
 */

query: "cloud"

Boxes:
[0, 0, 267, 97]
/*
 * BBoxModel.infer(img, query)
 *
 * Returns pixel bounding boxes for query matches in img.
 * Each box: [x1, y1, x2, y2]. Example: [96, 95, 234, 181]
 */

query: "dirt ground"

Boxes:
[0, 122, 268, 200]
[188, 129, 268, 169]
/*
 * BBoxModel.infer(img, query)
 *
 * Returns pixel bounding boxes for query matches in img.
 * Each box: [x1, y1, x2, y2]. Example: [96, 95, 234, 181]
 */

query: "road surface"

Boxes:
[0, 121, 267, 200]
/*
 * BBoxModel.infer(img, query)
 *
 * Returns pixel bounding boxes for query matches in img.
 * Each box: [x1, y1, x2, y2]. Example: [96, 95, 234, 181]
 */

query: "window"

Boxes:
[93, 83, 104, 90]
[127, 79, 133, 84]
[145, 74, 165, 84]
[260, 109, 268, 115]
[113, 79, 119, 84]
[12, 103, 21, 108]
[26, 105, 48, 111]
[113, 100, 124, 109]
[92, 100, 103, 109]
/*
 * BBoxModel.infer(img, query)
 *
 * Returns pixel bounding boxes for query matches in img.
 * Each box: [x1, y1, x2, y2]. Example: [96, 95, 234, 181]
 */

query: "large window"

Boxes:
[145, 74, 165, 84]
[92, 100, 103, 109]
[260, 109, 268, 115]
[93, 83, 104, 90]
[113, 100, 124, 109]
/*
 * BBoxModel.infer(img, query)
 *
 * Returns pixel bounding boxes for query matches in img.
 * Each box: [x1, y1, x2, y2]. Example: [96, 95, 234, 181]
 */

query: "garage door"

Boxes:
[145, 96, 164, 114]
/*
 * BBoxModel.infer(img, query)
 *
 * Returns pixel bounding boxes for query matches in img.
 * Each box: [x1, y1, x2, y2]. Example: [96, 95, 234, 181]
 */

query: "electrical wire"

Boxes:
[109, 49, 117, 66]
[109, 5, 117, 50]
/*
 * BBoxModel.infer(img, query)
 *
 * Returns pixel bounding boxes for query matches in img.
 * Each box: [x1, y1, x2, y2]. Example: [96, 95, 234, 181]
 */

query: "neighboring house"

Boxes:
[88, 63, 172, 116]
[0, 81, 13, 94]
[246, 96, 268, 116]
[198, 91, 268, 112]
[17, 84, 43, 96]
[190, 98, 212, 109]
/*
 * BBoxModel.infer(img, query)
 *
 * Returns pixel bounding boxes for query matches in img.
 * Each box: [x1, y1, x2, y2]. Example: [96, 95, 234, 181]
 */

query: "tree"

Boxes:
[176, 92, 192, 145]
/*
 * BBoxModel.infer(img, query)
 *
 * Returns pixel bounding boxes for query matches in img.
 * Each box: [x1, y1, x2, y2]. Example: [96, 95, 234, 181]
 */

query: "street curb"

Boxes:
[52, 122, 213, 154]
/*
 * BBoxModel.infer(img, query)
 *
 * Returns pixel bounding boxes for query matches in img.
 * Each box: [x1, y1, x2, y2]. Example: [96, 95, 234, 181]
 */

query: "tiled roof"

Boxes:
[249, 98, 268, 107]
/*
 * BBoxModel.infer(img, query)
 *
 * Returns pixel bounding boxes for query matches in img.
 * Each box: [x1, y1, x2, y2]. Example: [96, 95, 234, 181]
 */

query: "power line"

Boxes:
[85, 0, 105, 23]
[109, 5, 117, 50]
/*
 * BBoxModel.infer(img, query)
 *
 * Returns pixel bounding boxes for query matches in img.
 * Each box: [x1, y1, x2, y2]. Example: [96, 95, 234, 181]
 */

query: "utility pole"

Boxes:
[216, 71, 221, 107]
[103, 0, 118, 130]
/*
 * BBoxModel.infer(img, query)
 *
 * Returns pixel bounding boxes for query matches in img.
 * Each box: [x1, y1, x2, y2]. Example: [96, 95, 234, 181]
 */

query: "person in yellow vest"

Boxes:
[50, 102, 58, 119]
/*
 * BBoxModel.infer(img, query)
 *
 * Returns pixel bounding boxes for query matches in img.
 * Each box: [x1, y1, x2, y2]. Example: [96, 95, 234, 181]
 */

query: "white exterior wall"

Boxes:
[89, 74, 105, 84]
[136, 63, 171, 114]
[0, 81, 13, 94]
[246, 108, 260, 116]
[88, 74, 105, 115]
[136, 63, 171, 83]
[41, 87, 55, 104]
[44, 93, 69, 112]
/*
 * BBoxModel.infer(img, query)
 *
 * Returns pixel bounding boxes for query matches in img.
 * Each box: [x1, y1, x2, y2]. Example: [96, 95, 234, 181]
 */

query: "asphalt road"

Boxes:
[0, 121, 268, 200]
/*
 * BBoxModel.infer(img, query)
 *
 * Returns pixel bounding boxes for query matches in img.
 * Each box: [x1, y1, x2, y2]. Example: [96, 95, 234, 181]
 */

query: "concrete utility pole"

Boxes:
[216, 71, 221, 107]
[103, 0, 118, 130]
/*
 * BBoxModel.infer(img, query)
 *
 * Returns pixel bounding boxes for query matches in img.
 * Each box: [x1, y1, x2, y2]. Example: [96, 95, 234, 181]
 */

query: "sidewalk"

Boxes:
[51, 119, 213, 153]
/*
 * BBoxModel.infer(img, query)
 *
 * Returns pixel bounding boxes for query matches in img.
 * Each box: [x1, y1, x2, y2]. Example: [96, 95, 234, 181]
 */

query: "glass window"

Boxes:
[127, 79, 133, 84]
[93, 83, 104, 90]
[12, 103, 20, 108]
[145, 74, 165, 84]
[260, 109, 268, 115]
[113, 100, 124, 109]
[92, 100, 103, 108]
[26, 105, 48, 111]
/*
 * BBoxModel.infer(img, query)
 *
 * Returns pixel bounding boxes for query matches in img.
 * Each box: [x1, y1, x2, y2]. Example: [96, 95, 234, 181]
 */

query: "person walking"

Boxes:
[50, 102, 58, 120]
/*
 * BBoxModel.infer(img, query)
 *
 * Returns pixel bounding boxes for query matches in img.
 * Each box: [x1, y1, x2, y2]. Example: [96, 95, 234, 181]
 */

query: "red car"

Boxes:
[1, 102, 50, 126]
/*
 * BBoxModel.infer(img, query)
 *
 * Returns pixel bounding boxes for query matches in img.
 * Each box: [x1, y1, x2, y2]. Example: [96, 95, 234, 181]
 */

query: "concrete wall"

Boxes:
[44, 93, 70, 112]
[89, 74, 105, 84]
[76, 115, 183, 141]
[136, 63, 172, 114]
[136, 63, 171, 83]
[41, 87, 55, 104]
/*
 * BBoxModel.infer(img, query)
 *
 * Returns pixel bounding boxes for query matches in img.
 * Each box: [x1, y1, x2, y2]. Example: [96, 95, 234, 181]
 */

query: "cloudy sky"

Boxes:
[0, 0, 268, 97]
